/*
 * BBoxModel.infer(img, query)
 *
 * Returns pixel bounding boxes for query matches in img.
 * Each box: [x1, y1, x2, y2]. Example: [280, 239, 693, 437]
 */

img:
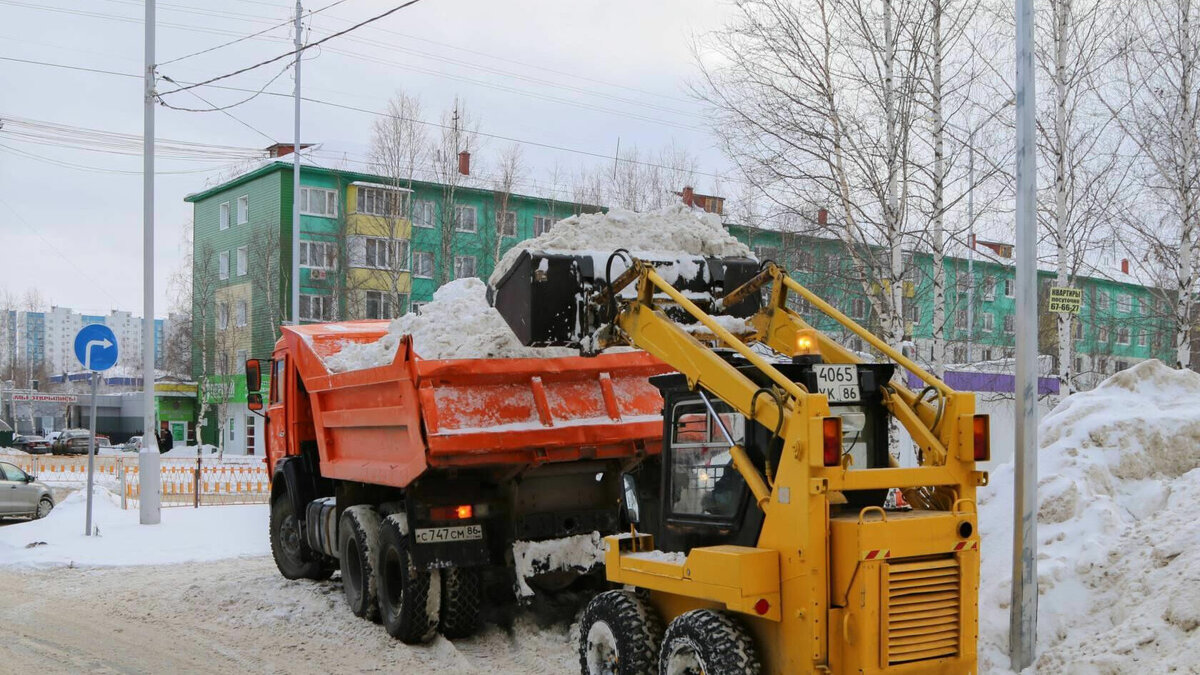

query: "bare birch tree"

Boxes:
[489, 143, 525, 271]
[428, 98, 482, 285]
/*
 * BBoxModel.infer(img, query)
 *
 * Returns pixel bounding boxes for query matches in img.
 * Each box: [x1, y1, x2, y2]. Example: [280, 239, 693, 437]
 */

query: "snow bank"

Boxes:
[511, 531, 606, 597]
[324, 278, 576, 372]
[0, 486, 268, 568]
[489, 204, 752, 286]
[977, 360, 1200, 672]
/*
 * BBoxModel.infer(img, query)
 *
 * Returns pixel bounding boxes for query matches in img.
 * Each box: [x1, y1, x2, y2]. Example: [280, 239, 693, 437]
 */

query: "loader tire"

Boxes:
[270, 495, 329, 581]
[376, 513, 440, 643]
[578, 589, 663, 675]
[339, 505, 382, 622]
[439, 566, 482, 639]
[658, 609, 761, 675]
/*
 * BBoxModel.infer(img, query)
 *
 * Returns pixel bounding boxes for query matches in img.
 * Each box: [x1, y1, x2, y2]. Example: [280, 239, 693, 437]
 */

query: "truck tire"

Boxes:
[658, 609, 761, 675]
[339, 505, 382, 622]
[439, 567, 482, 639]
[578, 590, 663, 675]
[376, 513, 439, 643]
[270, 495, 330, 580]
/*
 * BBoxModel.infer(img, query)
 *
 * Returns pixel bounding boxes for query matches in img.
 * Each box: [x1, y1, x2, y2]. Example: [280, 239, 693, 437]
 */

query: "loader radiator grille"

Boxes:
[883, 557, 961, 665]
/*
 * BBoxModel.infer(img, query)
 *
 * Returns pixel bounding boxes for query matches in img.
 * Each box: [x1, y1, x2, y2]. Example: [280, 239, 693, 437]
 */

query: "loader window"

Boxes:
[669, 401, 747, 519]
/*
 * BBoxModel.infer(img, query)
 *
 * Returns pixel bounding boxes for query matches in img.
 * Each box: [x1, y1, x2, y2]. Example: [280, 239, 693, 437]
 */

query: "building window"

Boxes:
[1115, 359, 1129, 371]
[218, 302, 229, 330]
[236, 246, 248, 276]
[1118, 294, 1132, 313]
[1074, 321, 1084, 340]
[454, 205, 478, 233]
[364, 237, 391, 269]
[356, 187, 408, 217]
[1099, 326, 1109, 342]
[412, 200, 435, 228]
[299, 187, 338, 217]
[1138, 331, 1147, 347]
[237, 195, 248, 225]
[413, 251, 434, 279]
[363, 291, 406, 320]
[533, 215, 555, 237]
[498, 210, 517, 237]
[982, 348, 993, 361]
[953, 345, 966, 362]
[983, 276, 995, 301]
[1004, 278, 1014, 297]
[850, 297, 865, 319]
[955, 310, 967, 330]
[1074, 356, 1083, 374]
[454, 255, 477, 279]
[1097, 291, 1109, 311]
[299, 294, 334, 322]
[235, 300, 247, 327]
[982, 313, 994, 332]
[236, 349, 248, 367]
[906, 302, 920, 325]
[956, 273, 971, 296]
[299, 240, 336, 269]
[1004, 314, 1014, 334]
[219, 202, 230, 230]
[1117, 326, 1130, 345]
[219, 251, 229, 280]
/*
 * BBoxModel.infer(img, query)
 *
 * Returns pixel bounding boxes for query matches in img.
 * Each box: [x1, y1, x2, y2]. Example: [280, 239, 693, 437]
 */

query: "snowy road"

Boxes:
[0, 557, 578, 674]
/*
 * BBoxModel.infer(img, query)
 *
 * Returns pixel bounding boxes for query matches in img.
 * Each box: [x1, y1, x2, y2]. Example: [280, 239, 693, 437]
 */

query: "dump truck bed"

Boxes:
[280, 322, 670, 489]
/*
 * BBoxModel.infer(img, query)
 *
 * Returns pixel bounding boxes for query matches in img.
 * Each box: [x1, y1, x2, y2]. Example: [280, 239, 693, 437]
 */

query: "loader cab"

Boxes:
[639, 356, 897, 554]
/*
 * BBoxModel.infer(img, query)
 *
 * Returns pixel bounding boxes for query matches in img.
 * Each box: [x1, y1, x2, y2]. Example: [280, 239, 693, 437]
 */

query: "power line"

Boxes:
[157, 0, 352, 66]
[157, 63, 291, 112]
[157, 0, 426, 96]
[161, 82, 278, 144]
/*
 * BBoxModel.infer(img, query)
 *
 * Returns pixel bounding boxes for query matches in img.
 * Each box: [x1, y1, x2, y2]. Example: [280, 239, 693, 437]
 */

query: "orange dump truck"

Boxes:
[245, 321, 670, 643]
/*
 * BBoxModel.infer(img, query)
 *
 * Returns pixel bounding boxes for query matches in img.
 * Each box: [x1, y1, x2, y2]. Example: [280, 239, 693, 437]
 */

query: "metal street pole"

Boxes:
[1011, 0, 1039, 667]
[966, 135, 975, 363]
[84, 371, 98, 535]
[291, 0, 302, 326]
[141, 0, 161, 525]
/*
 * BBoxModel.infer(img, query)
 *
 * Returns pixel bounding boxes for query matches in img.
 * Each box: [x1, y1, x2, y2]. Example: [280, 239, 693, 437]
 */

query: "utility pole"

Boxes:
[140, 0, 161, 526]
[291, 0, 302, 326]
[1011, 0, 1039, 667]
[966, 134, 975, 363]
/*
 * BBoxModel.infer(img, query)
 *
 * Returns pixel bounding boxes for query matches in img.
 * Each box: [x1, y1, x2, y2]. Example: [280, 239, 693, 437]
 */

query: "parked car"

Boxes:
[45, 431, 63, 445]
[0, 461, 54, 519]
[10, 434, 50, 454]
[122, 435, 143, 452]
[51, 429, 92, 455]
[96, 435, 112, 448]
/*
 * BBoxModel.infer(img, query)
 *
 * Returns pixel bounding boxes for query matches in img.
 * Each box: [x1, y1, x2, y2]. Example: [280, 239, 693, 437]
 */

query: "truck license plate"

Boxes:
[415, 524, 483, 544]
[813, 364, 861, 403]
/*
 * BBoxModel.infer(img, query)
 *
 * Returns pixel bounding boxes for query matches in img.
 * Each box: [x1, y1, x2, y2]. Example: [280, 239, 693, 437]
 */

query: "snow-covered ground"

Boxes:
[976, 359, 1200, 672]
[0, 486, 267, 567]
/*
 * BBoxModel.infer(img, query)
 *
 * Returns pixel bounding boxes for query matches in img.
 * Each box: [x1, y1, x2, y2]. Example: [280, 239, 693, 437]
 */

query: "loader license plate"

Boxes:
[814, 364, 860, 403]
[415, 525, 483, 544]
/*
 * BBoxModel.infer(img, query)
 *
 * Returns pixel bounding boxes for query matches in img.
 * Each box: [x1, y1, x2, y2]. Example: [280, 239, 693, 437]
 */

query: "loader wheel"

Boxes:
[658, 609, 761, 675]
[578, 589, 663, 675]
[376, 513, 440, 643]
[439, 566, 482, 639]
[339, 505, 383, 622]
[270, 495, 330, 581]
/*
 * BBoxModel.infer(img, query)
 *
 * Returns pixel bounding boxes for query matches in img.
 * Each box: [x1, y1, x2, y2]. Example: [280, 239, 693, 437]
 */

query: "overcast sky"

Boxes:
[0, 0, 735, 316]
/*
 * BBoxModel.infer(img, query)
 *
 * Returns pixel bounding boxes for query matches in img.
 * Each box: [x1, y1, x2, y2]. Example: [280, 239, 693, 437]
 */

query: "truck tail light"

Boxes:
[822, 417, 842, 466]
[431, 504, 473, 520]
[973, 415, 990, 461]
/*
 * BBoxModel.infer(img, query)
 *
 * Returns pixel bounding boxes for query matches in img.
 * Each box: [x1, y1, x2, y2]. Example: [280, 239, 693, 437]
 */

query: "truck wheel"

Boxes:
[439, 567, 482, 639]
[578, 590, 663, 675]
[376, 513, 439, 643]
[658, 609, 761, 675]
[339, 505, 383, 622]
[270, 495, 329, 580]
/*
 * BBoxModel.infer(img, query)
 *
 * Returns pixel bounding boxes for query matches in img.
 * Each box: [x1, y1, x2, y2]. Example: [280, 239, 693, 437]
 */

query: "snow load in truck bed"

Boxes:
[324, 278, 576, 371]
[976, 360, 1200, 672]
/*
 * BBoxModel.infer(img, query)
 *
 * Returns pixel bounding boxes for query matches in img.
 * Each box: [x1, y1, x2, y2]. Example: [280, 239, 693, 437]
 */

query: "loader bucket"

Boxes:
[489, 250, 762, 347]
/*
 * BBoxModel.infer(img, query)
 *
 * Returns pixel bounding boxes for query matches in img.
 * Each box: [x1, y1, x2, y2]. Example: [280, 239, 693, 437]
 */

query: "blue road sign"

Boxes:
[74, 324, 119, 372]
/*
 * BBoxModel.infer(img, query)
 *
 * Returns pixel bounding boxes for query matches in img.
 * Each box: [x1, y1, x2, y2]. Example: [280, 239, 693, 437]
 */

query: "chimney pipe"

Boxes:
[682, 186, 695, 207]
[1121, 258, 1130, 274]
[458, 151, 470, 176]
[817, 208, 828, 225]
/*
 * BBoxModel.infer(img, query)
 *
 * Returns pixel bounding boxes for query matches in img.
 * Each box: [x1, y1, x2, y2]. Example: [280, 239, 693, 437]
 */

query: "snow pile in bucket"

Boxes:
[976, 360, 1200, 672]
[325, 278, 576, 371]
[511, 531, 607, 597]
[489, 204, 753, 286]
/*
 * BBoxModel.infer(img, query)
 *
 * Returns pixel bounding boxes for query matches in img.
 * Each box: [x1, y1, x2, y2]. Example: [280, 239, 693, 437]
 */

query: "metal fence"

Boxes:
[3, 453, 271, 508]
